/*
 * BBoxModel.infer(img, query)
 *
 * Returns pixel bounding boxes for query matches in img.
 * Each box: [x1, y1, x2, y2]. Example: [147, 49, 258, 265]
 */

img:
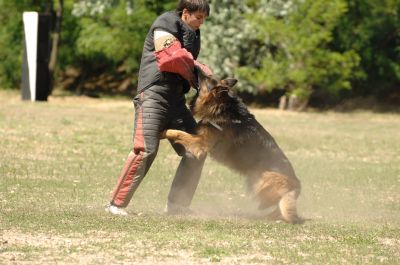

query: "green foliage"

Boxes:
[238, 0, 360, 101]
[332, 0, 400, 97]
[200, 0, 268, 93]
[0, 14, 22, 89]
[57, 1, 82, 69]
[71, 0, 176, 74]
[0, 1, 42, 89]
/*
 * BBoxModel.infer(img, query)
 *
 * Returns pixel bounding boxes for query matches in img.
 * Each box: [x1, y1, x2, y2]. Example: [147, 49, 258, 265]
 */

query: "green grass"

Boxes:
[0, 90, 399, 264]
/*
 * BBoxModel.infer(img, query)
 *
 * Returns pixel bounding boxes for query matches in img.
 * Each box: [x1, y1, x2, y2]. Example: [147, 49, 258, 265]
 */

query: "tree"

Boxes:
[70, 0, 176, 71]
[0, 1, 35, 89]
[48, 0, 64, 94]
[332, 0, 400, 100]
[66, 0, 176, 94]
[238, 0, 360, 110]
[199, 0, 259, 93]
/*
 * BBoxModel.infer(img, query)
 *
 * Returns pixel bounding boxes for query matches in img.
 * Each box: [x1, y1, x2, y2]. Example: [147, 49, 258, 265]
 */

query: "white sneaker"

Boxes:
[106, 204, 128, 216]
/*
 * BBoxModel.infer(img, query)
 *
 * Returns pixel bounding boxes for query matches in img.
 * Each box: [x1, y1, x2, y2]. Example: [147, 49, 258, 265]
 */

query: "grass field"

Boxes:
[1, 90, 399, 264]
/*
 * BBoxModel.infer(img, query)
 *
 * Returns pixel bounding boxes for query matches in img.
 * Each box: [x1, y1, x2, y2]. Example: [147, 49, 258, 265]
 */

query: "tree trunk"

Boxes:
[48, 0, 64, 94]
[287, 95, 309, 111]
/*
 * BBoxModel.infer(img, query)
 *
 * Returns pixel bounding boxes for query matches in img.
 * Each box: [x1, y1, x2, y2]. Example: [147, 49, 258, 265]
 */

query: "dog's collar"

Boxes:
[204, 120, 223, 131]
[200, 120, 242, 131]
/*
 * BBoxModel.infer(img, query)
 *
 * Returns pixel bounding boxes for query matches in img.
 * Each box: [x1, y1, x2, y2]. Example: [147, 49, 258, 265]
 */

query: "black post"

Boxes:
[21, 12, 52, 101]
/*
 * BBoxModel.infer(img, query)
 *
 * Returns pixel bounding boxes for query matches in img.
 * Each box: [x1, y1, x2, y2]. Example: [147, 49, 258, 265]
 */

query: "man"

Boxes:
[106, 0, 211, 215]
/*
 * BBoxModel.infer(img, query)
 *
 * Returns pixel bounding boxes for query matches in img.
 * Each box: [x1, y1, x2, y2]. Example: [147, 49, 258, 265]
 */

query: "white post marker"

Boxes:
[22, 11, 39, 101]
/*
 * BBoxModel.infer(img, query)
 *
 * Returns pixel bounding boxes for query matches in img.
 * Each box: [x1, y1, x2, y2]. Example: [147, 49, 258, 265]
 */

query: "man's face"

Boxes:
[182, 9, 207, 31]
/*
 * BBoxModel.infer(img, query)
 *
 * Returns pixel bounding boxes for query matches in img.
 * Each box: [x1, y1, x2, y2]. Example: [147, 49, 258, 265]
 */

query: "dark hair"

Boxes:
[176, 0, 210, 16]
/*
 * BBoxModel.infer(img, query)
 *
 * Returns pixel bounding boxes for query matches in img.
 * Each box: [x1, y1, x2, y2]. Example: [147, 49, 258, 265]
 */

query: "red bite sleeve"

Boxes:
[155, 41, 195, 83]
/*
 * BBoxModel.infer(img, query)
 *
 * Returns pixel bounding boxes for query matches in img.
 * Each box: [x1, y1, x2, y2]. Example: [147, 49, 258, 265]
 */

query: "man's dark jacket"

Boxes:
[137, 11, 201, 93]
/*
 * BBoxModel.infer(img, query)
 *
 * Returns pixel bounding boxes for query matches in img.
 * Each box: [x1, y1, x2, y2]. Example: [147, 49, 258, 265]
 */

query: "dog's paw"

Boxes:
[188, 148, 207, 159]
[186, 145, 207, 159]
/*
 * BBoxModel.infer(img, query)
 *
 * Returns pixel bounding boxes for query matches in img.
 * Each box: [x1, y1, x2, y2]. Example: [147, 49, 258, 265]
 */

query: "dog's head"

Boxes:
[190, 67, 238, 119]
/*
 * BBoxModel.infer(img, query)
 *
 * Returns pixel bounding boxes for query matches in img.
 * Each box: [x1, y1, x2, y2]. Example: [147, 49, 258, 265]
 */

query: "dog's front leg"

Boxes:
[160, 129, 207, 159]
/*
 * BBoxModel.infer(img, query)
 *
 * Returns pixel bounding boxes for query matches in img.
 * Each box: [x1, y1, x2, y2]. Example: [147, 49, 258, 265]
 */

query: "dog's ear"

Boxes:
[221, 78, 238, 88]
[205, 77, 219, 92]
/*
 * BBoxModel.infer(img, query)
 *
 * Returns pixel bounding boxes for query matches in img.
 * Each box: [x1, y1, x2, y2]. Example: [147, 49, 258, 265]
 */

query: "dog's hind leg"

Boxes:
[254, 172, 302, 224]
[253, 174, 282, 221]
[277, 174, 302, 224]
[279, 188, 302, 224]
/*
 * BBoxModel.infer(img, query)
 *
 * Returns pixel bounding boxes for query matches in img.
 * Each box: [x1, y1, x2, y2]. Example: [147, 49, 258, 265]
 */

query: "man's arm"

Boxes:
[154, 30, 177, 51]
[154, 30, 212, 84]
[154, 30, 195, 83]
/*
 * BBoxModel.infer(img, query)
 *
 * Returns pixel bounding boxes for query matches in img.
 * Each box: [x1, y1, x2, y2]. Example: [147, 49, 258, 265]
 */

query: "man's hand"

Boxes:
[194, 61, 213, 76]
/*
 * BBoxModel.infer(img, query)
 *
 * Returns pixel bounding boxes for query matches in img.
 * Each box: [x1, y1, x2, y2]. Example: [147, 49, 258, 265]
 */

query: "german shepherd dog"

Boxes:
[162, 69, 302, 224]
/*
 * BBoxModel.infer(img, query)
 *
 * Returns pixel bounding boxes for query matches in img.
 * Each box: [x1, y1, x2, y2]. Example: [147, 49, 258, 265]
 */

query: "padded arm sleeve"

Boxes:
[154, 40, 195, 83]
[154, 30, 177, 51]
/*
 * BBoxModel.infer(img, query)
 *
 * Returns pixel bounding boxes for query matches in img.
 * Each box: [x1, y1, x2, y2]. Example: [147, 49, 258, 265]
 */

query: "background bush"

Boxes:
[0, 0, 398, 107]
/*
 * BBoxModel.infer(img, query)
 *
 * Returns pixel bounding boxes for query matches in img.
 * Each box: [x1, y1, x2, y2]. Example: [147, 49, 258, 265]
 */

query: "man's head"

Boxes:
[177, 0, 210, 31]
